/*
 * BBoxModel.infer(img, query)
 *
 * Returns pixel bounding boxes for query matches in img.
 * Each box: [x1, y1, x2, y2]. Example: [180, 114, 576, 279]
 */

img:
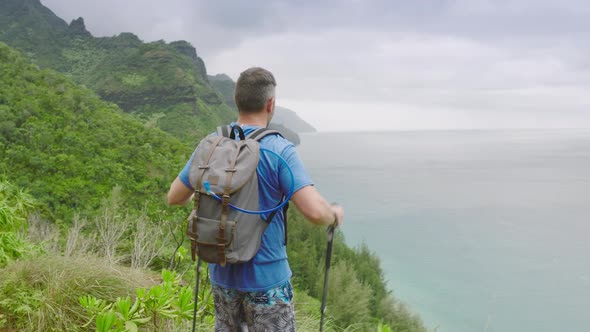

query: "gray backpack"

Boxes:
[186, 125, 288, 266]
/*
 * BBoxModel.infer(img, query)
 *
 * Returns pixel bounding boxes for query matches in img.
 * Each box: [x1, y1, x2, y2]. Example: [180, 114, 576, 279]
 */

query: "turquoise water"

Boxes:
[297, 129, 590, 332]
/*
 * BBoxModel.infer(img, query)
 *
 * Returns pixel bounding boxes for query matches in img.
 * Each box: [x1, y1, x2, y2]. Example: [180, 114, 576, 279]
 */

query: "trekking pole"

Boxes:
[192, 257, 202, 332]
[320, 223, 336, 332]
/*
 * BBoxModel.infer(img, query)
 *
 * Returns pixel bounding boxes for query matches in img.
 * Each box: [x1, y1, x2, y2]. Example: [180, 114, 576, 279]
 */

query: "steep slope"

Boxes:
[0, 0, 235, 143]
[0, 42, 188, 220]
[0, 0, 69, 69]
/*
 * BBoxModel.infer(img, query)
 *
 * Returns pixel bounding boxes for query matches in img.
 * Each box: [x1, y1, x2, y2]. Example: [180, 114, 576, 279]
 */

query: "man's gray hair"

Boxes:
[234, 67, 276, 113]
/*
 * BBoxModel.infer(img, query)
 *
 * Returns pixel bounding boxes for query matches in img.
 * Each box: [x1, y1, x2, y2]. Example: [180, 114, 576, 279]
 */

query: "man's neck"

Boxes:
[236, 113, 268, 128]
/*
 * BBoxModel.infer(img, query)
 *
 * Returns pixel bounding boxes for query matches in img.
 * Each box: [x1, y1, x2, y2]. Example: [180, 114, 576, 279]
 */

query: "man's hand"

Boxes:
[330, 204, 344, 227]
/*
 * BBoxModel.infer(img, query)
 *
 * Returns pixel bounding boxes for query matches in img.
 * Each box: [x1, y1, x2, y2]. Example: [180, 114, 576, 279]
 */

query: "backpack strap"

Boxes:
[218, 126, 277, 140]
[247, 128, 283, 141]
[216, 125, 231, 138]
[264, 197, 290, 246]
[282, 201, 289, 245]
[189, 135, 224, 261]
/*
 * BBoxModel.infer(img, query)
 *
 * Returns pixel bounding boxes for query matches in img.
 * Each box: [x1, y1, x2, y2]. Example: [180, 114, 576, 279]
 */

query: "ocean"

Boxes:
[297, 129, 590, 332]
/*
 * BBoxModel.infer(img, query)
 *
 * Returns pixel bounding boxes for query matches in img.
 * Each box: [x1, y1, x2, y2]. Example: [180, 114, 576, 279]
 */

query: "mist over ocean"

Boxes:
[297, 129, 590, 332]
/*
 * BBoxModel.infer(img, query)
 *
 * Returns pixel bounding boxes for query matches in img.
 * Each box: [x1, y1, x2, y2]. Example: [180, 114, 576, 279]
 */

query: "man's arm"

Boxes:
[291, 185, 343, 226]
[167, 177, 193, 205]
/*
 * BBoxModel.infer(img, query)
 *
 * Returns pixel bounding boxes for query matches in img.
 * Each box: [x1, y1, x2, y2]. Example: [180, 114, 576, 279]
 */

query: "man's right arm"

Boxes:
[291, 185, 343, 226]
[278, 142, 343, 226]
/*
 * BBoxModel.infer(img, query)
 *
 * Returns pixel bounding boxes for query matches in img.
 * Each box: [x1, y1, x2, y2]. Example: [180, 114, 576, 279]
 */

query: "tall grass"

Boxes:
[295, 289, 337, 332]
[0, 255, 157, 331]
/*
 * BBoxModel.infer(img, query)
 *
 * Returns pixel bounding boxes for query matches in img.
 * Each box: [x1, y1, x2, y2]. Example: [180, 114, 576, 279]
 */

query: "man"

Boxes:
[167, 67, 343, 331]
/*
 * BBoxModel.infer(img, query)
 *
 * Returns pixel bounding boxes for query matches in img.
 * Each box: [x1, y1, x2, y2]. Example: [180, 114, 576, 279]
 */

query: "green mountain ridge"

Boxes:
[0, 0, 233, 144]
[0, 0, 69, 68]
[0, 41, 188, 220]
[0, 0, 314, 145]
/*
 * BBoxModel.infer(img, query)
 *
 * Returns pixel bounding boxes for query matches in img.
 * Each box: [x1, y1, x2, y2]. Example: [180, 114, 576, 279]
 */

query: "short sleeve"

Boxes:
[178, 150, 196, 190]
[278, 144, 313, 196]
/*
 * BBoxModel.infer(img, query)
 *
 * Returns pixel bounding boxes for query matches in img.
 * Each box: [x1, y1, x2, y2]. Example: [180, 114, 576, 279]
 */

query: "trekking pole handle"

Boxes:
[330, 202, 340, 229]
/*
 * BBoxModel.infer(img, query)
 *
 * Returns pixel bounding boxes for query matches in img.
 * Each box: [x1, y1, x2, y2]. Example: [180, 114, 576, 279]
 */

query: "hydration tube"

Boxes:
[203, 148, 295, 214]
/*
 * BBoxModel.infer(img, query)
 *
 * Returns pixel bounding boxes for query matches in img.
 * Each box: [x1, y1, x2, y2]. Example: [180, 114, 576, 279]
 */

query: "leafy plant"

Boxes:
[0, 179, 40, 267]
[0, 232, 37, 267]
[80, 269, 204, 331]
[0, 178, 36, 233]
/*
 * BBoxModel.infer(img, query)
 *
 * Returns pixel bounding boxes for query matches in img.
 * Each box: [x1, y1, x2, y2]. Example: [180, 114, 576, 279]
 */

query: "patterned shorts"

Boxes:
[212, 280, 296, 332]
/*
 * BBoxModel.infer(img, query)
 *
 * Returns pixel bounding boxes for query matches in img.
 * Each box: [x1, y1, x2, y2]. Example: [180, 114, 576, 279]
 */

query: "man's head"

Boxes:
[234, 67, 276, 119]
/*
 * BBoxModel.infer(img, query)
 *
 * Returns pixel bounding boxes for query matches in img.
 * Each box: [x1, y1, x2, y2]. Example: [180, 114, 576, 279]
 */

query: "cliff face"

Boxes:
[0, 0, 316, 143]
[0, 0, 69, 68]
[0, 0, 234, 142]
[169, 40, 208, 82]
[67, 17, 92, 37]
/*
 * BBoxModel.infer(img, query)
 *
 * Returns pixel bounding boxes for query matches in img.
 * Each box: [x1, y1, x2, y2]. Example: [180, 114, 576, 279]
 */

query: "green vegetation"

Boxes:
[0, 0, 235, 144]
[0, 42, 188, 221]
[79, 269, 203, 332]
[0, 2, 429, 329]
[0, 0, 70, 70]
[0, 179, 40, 267]
[288, 212, 425, 331]
[0, 255, 154, 331]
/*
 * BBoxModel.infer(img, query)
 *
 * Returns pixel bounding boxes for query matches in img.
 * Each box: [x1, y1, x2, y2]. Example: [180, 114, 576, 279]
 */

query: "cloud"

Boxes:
[44, 0, 590, 53]
[40, 0, 590, 130]
[41, 0, 289, 54]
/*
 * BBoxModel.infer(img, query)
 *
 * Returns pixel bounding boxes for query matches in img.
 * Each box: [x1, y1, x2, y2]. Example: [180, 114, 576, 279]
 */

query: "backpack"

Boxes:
[186, 125, 290, 266]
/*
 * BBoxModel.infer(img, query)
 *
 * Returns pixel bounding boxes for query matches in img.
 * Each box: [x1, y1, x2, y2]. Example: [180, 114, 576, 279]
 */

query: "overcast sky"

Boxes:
[42, 0, 590, 131]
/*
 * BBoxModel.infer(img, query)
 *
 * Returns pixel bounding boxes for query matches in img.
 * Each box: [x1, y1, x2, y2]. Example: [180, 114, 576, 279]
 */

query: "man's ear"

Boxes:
[266, 97, 275, 114]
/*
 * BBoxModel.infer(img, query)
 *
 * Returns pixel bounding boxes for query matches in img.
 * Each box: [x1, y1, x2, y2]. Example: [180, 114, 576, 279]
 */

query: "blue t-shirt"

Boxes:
[178, 124, 313, 291]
